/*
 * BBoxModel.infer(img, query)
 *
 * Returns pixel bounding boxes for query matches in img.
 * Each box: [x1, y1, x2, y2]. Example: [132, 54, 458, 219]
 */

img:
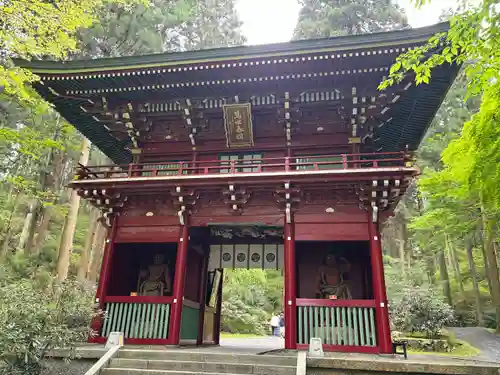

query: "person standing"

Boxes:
[270, 313, 280, 336]
[279, 312, 285, 338]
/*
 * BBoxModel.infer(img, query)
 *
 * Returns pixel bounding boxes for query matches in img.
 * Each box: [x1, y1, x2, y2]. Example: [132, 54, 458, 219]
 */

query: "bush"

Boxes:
[221, 296, 269, 335]
[0, 267, 98, 375]
[390, 287, 455, 339]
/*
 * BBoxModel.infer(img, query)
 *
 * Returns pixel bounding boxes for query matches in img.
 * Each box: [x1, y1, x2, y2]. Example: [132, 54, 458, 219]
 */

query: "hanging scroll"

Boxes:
[222, 103, 254, 148]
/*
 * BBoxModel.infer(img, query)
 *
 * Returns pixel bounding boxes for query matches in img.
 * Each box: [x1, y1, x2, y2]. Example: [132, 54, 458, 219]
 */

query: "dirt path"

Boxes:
[449, 327, 500, 363]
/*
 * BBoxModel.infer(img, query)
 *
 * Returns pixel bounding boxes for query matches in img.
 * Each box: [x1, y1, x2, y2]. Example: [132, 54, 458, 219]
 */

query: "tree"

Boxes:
[76, 0, 194, 58]
[381, 0, 500, 333]
[55, 138, 90, 282]
[77, 0, 244, 58]
[180, 0, 246, 50]
[293, 0, 408, 40]
[0, 0, 146, 104]
[221, 269, 283, 335]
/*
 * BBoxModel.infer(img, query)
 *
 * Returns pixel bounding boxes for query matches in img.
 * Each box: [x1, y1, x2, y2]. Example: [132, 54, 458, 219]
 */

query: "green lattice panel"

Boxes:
[102, 303, 171, 339]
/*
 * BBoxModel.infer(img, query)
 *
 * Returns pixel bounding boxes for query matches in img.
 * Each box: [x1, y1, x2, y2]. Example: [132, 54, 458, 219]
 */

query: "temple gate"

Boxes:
[18, 23, 459, 353]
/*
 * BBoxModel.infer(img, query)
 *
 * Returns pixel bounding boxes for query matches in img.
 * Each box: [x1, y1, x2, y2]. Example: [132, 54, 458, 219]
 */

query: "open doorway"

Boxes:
[219, 268, 284, 351]
[198, 225, 285, 352]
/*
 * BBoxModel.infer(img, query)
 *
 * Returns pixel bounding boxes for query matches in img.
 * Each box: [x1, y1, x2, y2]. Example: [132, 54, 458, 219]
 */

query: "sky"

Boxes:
[236, 0, 458, 46]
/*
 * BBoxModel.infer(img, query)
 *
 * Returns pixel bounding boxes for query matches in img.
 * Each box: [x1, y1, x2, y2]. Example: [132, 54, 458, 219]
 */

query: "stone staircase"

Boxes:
[100, 349, 298, 375]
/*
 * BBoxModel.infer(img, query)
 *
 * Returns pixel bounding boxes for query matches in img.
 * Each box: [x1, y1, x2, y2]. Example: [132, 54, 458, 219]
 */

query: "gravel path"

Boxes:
[449, 327, 500, 363]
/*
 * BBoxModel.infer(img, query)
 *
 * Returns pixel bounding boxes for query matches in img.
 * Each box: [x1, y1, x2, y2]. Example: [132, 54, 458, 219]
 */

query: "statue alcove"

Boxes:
[295, 241, 373, 300]
[137, 252, 173, 296]
[108, 243, 177, 297]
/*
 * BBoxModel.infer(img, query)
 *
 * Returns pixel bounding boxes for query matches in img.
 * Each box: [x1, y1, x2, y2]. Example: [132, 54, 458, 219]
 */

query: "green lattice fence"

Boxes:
[297, 302, 377, 347]
[101, 302, 171, 339]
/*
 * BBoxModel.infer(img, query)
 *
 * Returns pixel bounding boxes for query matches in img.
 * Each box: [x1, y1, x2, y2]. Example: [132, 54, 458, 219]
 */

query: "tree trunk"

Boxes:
[0, 191, 20, 259]
[17, 202, 36, 253]
[1, 229, 13, 259]
[478, 226, 494, 296]
[483, 218, 500, 334]
[446, 234, 465, 298]
[398, 238, 406, 276]
[88, 221, 106, 283]
[426, 255, 436, 285]
[32, 151, 66, 253]
[25, 202, 41, 255]
[438, 247, 453, 306]
[465, 237, 484, 326]
[32, 206, 53, 253]
[77, 208, 99, 281]
[55, 137, 91, 282]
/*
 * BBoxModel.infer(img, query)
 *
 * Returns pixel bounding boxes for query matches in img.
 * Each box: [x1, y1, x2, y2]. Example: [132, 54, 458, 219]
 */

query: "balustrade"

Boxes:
[75, 151, 412, 181]
[296, 299, 377, 349]
[101, 296, 172, 341]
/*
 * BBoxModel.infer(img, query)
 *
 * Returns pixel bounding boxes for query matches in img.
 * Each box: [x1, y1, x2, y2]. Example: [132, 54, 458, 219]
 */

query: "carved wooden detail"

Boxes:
[275, 183, 301, 223]
[77, 188, 127, 226]
[122, 195, 174, 217]
[170, 186, 199, 224]
[221, 184, 252, 215]
[357, 178, 412, 220]
[210, 225, 283, 240]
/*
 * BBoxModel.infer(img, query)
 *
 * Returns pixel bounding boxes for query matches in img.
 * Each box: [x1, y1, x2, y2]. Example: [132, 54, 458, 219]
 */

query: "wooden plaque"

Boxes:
[222, 103, 254, 148]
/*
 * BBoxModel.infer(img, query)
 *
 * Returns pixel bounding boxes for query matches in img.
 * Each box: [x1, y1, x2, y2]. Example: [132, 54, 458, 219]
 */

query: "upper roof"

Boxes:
[17, 23, 459, 164]
[22, 23, 449, 73]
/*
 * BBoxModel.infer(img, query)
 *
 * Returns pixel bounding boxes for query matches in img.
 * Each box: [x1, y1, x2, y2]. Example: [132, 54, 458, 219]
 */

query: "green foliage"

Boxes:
[380, 0, 500, 208]
[391, 287, 455, 339]
[221, 269, 283, 335]
[0, 0, 143, 103]
[77, 0, 244, 57]
[0, 259, 98, 375]
[293, 0, 407, 40]
[76, 0, 195, 57]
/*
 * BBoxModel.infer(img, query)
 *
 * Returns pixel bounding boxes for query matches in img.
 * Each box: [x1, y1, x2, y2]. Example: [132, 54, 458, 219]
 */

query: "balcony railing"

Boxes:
[75, 152, 412, 181]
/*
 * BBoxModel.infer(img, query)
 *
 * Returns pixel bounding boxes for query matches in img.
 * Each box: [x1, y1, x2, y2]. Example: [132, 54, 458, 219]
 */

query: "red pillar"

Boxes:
[368, 212, 392, 354]
[169, 224, 190, 345]
[284, 221, 297, 349]
[89, 218, 118, 340]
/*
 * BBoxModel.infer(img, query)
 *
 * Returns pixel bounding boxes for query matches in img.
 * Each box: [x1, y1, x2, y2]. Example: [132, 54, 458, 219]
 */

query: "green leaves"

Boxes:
[0, 262, 98, 375]
[293, 0, 407, 40]
[221, 269, 283, 335]
[390, 287, 455, 339]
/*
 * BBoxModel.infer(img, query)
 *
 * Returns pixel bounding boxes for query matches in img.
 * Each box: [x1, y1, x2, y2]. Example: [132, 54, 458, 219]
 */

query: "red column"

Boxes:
[196, 253, 209, 345]
[169, 224, 190, 345]
[368, 212, 392, 354]
[284, 221, 297, 349]
[89, 217, 118, 340]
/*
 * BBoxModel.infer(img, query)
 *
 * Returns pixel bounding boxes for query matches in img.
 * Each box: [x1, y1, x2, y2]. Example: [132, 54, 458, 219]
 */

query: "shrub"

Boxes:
[390, 287, 455, 339]
[0, 272, 98, 375]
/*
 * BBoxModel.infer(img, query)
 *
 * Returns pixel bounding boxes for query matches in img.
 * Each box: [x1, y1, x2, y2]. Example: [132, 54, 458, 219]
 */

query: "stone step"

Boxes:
[109, 358, 296, 375]
[102, 370, 247, 375]
[116, 349, 296, 366]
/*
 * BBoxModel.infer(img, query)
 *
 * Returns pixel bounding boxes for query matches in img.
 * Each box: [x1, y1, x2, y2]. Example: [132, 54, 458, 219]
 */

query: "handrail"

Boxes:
[75, 152, 411, 181]
[84, 340, 122, 375]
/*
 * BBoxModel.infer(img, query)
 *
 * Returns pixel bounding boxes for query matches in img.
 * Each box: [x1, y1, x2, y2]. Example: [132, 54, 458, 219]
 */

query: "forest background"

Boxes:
[1, 0, 499, 348]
